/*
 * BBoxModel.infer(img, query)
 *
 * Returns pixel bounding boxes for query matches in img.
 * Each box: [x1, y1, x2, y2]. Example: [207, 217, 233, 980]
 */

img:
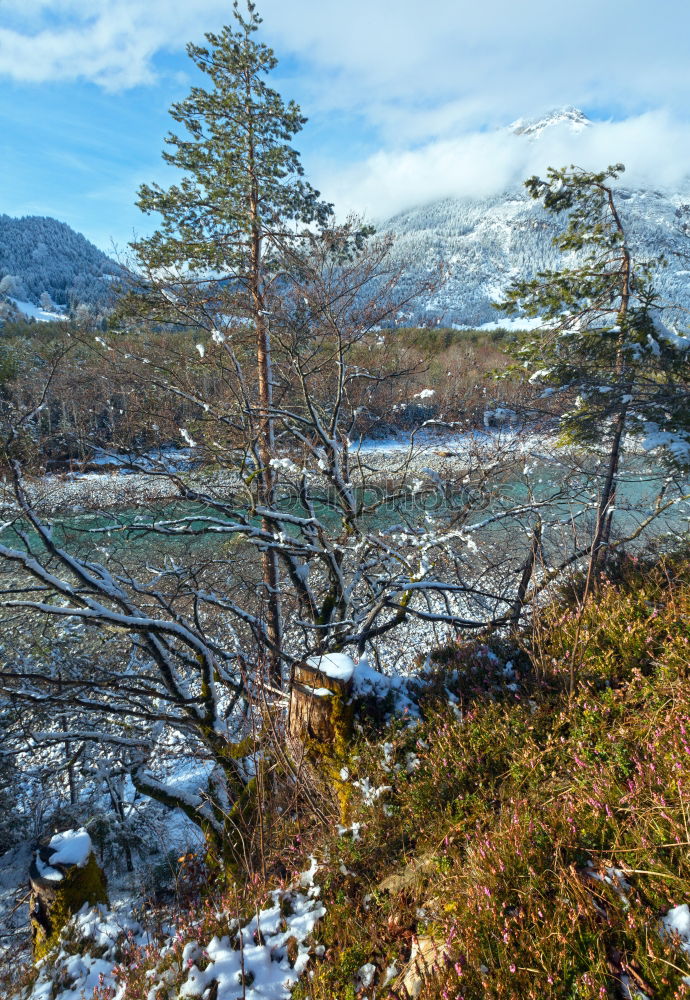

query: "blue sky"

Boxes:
[2, 0, 690, 253]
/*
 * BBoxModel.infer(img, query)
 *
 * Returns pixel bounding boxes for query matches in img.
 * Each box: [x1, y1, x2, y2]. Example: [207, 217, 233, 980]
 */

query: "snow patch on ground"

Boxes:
[8, 298, 66, 323]
[454, 316, 544, 332]
[15, 860, 326, 1000]
[662, 903, 690, 947]
[17, 902, 146, 1000]
[352, 656, 422, 717]
[178, 887, 325, 1000]
[660, 904, 690, 986]
[0, 842, 32, 967]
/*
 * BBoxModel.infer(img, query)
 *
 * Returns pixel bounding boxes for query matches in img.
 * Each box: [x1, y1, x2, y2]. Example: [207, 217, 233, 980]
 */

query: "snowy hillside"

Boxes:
[0, 215, 119, 319]
[382, 109, 690, 326]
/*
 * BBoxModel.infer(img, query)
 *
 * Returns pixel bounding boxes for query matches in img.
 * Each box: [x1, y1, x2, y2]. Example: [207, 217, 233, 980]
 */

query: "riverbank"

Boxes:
[0, 429, 552, 515]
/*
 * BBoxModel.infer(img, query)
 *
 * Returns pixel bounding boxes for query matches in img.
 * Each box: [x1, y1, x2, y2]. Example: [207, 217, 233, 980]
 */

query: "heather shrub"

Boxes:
[294, 555, 690, 999]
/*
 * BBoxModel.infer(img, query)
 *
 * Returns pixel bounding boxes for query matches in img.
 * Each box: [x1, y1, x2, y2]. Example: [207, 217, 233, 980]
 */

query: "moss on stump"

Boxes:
[289, 658, 355, 821]
[30, 836, 108, 959]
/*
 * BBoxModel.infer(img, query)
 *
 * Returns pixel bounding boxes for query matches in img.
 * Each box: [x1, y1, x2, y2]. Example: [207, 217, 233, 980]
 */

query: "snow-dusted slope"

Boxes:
[510, 105, 591, 137]
[0, 215, 119, 318]
[382, 110, 690, 326]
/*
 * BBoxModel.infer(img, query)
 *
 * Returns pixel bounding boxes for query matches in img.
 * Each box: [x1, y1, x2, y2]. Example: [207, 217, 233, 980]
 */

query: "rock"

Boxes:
[376, 853, 436, 895]
[400, 936, 451, 999]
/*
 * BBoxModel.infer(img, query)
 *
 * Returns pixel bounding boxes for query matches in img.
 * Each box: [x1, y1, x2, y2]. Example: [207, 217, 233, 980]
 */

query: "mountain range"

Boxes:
[2, 109, 689, 327]
[382, 108, 690, 326]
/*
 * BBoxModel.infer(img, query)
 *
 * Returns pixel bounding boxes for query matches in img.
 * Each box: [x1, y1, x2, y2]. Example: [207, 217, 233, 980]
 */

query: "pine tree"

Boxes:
[129, 1, 333, 682]
[499, 164, 690, 570]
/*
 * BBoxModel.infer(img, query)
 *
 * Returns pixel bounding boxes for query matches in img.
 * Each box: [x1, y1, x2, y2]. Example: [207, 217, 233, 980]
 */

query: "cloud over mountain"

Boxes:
[3, 2, 690, 249]
[320, 109, 690, 222]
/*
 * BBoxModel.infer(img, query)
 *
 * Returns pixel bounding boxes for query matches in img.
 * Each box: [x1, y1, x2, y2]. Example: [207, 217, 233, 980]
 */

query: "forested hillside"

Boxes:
[0, 215, 119, 313]
[381, 111, 690, 326]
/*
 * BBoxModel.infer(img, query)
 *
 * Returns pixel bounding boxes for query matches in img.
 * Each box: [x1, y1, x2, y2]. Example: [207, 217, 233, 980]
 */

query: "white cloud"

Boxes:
[3, 0, 690, 225]
[261, 0, 690, 131]
[318, 111, 690, 222]
[0, 1, 228, 89]
[2, 0, 690, 121]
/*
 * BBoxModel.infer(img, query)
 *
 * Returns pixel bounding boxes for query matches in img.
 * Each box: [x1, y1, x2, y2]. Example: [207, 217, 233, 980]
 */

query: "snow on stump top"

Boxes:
[289, 654, 355, 747]
[30, 828, 108, 958]
[46, 828, 93, 871]
[305, 652, 356, 683]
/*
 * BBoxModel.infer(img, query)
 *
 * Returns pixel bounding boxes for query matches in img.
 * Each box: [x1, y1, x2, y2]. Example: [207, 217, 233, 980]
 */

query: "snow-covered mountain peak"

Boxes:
[382, 162, 690, 327]
[510, 106, 591, 138]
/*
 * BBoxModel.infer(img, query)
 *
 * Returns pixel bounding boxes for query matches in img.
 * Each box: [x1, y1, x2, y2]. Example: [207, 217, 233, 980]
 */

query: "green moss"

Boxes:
[32, 852, 108, 959]
[301, 687, 355, 823]
[329, 692, 355, 822]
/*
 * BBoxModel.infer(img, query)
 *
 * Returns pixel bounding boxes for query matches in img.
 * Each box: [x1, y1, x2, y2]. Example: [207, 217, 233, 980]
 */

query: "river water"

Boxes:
[3, 433, 688, 570]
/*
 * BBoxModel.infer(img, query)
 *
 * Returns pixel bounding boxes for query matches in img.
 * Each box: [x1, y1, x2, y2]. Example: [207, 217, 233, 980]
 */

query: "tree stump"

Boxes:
[289, 654, 355, 747]
[288, 654, 357, 821]
[29, 828, 108, 958]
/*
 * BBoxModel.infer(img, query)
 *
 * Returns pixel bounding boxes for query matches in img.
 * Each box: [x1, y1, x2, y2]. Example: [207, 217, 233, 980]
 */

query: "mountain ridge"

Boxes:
[4, 110, 690, 329]
[380, 107, 690, 326]
[509, 105, 591, 137]
[0, 214, 119, 321]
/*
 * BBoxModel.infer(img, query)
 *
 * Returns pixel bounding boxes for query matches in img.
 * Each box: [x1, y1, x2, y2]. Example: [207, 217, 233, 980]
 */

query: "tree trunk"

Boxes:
[590, 404, 627, 575]
[589, 186, 632, 576]
[247, 111, 282, 687]
[510, 518, 542, 627]
[252, 286, 282, 686]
